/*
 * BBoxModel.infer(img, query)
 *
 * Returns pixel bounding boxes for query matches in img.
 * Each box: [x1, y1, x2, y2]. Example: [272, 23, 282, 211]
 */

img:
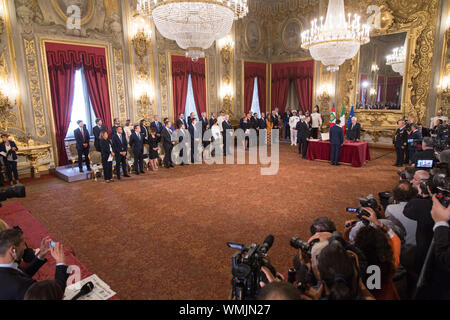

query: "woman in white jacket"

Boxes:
[311, 106, 323, 139]
[289, 110, 300, 146]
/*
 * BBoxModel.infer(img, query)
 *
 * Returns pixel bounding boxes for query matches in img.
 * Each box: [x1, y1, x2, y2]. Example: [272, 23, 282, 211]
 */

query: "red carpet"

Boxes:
[2, 144, 398, 299]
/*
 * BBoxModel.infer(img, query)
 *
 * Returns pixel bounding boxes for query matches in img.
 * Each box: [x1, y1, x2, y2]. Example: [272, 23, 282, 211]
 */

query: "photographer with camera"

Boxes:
[411, 137, 438, 168]
[353, 207, 402, 300]
[0, 228, 68, 300]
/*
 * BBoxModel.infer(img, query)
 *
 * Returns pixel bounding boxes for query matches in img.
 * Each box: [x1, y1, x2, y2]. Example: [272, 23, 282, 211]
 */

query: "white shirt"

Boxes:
[385, 202, 416, 246]
[311, 112, 323, 128]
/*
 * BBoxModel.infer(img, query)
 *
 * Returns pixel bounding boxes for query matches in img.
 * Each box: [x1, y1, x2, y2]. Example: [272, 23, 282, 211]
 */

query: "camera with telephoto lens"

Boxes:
[290, 237, 320, 257]
[0, 184, 26, 207]
[227, 235, 277, 300]
[419, 172, 450, 207]
[346, 195, 380, 226]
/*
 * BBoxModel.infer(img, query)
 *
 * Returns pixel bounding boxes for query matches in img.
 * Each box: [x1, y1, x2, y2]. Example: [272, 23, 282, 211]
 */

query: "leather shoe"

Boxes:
[79, 168, 84, 173]
[140, 171, 145, 174]
[87, 167, 92, 172]
[124, 175, 131, 178]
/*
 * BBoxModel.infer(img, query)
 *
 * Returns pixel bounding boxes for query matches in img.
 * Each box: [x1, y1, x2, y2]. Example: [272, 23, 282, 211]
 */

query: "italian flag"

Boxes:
[340, 105, 346, 135]
[329, 105, 336, 127]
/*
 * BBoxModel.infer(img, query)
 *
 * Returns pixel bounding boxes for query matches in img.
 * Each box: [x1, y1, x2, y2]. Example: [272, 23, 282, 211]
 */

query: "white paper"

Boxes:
[63, 274, 116, 300]
[108, 154, 113, 162]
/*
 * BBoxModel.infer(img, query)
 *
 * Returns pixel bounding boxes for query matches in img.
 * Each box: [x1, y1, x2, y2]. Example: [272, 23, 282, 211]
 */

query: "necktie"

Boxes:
[81, 128, 84, 140]
[138, 134, 141, 141]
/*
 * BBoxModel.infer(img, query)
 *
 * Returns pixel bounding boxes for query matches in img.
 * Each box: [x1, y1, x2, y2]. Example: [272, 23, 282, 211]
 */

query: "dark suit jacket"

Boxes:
[112, 133, 128, 155]
[421, 127, 431, 138]
[209, 117, 216, 128]
[393, 127, 408, 148]
[150, 121, 163, 134]
[92, 125, 106, 150]
[111, 125, 119, 136]
[200, 117, 209, 132]
[0, 141, 18, 161]
[434, 226, 450, 273]
[222, 120, 233, 133]
[129, 132, 144, 155]
[330, 125, 344, 145]
[0, 262, 68, 300]
[296, 121, 310, 140]
[346, 123, 361, 141]
[162, 127, 174, 147]
[140, 125, 150, 142]
[189, 123, 201, 145]
[259, 118, 267, 129]
[74, 126, 90, 151]
[100, 138, 112, 160]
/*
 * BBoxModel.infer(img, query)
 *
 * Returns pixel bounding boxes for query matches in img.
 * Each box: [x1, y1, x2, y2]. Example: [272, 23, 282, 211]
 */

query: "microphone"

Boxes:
[259, 235, 274, 254]
[71, 281, 94, 300]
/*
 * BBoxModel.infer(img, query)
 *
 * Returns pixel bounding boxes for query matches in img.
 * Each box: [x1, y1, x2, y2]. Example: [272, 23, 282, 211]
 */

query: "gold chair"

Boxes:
[89, 150, 103, 181]
[67, 143, 79, 169]
[126, 148, 134, 173]
[143, 144, 150, 171]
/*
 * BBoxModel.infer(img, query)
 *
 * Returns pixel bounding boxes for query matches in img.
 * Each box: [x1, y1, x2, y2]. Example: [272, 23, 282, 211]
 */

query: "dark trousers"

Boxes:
[5, 161, 19, 181]
[395, 147, 405, 165]
[133, 151, 144, 173]
[102, 158, 113, 180]
[77, 148, 90, 169]
[331, 144, 341, 164]
[115, 154, 128, 178]
[284, 122, 290, 138]
[408, 148, 416, 164]
[164, 144, 173, 167]
[311, 128, 319, 139]
[298, 138, 308, 158]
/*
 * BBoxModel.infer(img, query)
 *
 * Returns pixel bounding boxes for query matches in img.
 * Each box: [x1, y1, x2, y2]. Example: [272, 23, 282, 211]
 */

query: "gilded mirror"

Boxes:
[355, 32, 407, 111]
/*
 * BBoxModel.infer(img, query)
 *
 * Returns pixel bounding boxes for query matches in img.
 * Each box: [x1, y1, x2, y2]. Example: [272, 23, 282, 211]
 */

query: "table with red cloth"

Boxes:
[0, 202, 118, 300]
[306, 140, 370, 167]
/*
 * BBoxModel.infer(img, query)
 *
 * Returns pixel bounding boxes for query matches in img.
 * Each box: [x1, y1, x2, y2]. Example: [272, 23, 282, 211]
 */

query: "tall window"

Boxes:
[66, 69, 96, 139]
[184, 73, 199, 121]
[250, 77, 261, 117]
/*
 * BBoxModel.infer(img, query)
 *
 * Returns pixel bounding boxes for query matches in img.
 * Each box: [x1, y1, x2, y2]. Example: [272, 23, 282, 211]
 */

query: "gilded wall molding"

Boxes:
[158, 53, 169, 118]
[335, 0, 440, 140]
[24, 39, 47, 138]
[113, 48, 128, 121]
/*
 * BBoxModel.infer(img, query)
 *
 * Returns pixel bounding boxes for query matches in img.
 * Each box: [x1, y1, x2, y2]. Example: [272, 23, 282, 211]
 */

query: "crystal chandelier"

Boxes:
[137, 0, 248, 61]
[301, 0, 370, 72]
[386, 46, 406, 76]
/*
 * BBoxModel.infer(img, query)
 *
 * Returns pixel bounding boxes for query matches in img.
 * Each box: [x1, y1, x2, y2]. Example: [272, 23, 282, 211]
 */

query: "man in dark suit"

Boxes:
[330, 119, 345, 165]
[74, 120, 91, 173]
[111, 118, 120, 136]
[92, 118, 106, 152]
[129, 125, 145, 175]
[150, 115, 163, 136]
[418, 123, 431, 138]
[0, 229, 68, 300]
[296, 116, 311, 159]
[161, 121, 175, 168]
[222, 114, 233, 155]
[188, 118, 202, 163]
[346, 117, 361, 141]
[178, 123, 189, 165]
[272, 110, 280, 129]
[112, 126, 130, 179]
[209, 112, 216, 128]
[259, 113, 267, 130]
[407, 123, 422, 164]
[200, 112, 209, 134]
[176, 113, 188, 130]
[393, 120, 408, 167]
[139, 120, 150, 144]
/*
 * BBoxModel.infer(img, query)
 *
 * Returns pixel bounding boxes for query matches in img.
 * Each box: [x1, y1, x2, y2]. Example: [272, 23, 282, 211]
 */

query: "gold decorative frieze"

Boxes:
[113, 48, 127, 121]
[24, 39, 46, 138]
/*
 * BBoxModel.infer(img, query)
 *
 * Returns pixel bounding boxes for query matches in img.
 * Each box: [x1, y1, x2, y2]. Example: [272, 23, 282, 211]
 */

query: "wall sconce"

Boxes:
[0, 77, 18, 132]
[220, 82, 233, 114]
[218, 35, 234, 65]
[369, 88, 377, 96]
[134, 82, 154, 119]
[318, 84, 332, 97]
[371, 64, 379, 72]
[131, 16, 152, 60]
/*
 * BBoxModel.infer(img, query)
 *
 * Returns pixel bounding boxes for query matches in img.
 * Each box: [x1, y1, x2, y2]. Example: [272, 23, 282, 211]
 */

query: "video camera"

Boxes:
[227, 235, 277, 300]
[419, 170, 450, 207]
[346, 194, 380, 226]
[0, 184, 26, 207]
[290, 237, 320, 257]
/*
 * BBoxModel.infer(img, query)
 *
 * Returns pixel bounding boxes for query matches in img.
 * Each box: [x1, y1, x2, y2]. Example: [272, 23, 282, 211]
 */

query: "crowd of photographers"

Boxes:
[231, 118, 450, 300]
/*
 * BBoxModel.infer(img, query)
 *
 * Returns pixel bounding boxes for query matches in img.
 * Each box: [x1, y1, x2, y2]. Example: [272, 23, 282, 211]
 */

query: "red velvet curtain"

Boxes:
[171, 56, 206, 121]
[82, 48, 112, 138]
[244, 62, 266, 114]
[386, 76, 403, 104]
[45, 42, 113, 166]
[46, 43, 81, 166]
[271, 60, 314, 114]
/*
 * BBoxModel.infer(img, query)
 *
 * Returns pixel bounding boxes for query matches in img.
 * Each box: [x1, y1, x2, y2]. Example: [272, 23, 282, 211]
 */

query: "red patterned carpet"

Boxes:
[3, 144, 398, 300]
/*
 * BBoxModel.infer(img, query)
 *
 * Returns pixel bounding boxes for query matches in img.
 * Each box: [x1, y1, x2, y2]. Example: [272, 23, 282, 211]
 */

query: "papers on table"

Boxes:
[308, 139, 320, 142]
[63, 274, 116, 300]
[321, 133, 330, 141]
